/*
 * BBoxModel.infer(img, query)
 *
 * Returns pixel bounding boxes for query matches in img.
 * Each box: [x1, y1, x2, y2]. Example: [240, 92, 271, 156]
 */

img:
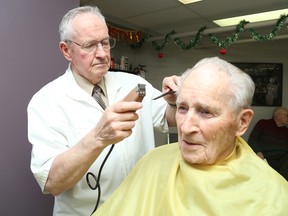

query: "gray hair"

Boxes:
[273, 107, 288, 118]
[181, 57, 255, 112]
[59, 6, 105, 41]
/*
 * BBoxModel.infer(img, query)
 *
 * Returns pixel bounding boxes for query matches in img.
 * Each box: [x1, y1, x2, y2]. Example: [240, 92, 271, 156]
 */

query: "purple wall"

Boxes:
[0, 0, 78, 215]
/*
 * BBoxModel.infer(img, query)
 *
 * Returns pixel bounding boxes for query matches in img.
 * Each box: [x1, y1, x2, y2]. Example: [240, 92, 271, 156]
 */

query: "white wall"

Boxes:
[111, 38, 288, 143]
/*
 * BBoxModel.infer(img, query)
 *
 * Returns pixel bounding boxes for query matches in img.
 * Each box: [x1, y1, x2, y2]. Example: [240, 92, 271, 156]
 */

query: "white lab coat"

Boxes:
[27, 67, 169, 216]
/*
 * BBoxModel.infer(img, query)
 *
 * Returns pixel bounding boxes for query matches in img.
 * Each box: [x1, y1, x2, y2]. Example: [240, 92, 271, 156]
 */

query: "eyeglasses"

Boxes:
[66, 38, 116, 52]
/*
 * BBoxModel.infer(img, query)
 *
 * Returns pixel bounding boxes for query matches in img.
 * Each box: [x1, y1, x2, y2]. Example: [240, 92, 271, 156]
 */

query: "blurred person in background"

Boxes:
[248, 106, 288, 180]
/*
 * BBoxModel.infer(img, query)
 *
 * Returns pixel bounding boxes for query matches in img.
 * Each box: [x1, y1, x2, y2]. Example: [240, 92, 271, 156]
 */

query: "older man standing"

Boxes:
[93, 57, 288, 216]
[28, 6, 178, 216]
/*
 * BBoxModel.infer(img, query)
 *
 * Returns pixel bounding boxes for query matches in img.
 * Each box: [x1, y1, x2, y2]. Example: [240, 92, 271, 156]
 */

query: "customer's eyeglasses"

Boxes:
[66, 38, 116, 52]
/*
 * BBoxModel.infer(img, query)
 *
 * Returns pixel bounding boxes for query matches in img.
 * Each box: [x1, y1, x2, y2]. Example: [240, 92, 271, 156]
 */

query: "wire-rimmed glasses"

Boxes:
[66, 37, 116, 52]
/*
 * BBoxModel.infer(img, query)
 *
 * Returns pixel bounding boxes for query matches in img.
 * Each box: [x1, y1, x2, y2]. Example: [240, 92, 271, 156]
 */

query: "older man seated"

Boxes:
[248, 106, 288, 180]
[93, 57, 288, 216]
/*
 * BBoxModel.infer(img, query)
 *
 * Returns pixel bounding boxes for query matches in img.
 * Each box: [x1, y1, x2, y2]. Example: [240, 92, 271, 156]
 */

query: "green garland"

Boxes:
[249, 14, 288, 42]
[209, 20, 249, 49]
[129, 34, 151, 49]
[174, 26, 206, 50]
[151, 30, 176, 51]
[129, 14, 288, 51]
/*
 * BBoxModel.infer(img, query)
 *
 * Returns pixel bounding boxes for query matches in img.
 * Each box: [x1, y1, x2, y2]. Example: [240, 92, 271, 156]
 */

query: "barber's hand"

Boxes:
[94, 101, 143, 147]
[162, 75, 180, 105]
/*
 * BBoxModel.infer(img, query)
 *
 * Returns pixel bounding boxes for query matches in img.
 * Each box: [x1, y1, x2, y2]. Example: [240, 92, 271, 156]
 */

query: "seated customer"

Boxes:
[93, 57, 288, 216]
[248, 107, 288, 180]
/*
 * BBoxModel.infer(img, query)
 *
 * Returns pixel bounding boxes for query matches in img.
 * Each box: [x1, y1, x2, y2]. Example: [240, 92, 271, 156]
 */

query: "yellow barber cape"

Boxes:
[93, 137, 288, 216]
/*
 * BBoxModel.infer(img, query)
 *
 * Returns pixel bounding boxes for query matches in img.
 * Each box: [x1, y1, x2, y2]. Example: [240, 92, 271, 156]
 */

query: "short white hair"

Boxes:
[59, 6, 105, 41]
[181, 57, 255, 112]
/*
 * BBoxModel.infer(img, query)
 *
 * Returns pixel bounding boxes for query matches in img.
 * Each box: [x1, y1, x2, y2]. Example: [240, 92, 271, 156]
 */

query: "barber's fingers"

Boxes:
[109, 101, 143, 113]
[162, 75, 181, 92]
[95, 119, 137, 146]
[95, 103, 141, 146]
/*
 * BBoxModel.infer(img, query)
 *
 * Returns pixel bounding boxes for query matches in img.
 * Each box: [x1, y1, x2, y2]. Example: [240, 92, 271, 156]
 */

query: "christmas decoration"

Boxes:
[151, 31, 176, 52]
[108, 24, 142, 43]
[220, 48, 227, 55]
[158, 53, 164, 58]
[129, 35, 151, 49]
[174, 26, 206, 50]
[249, 15, 288, 42]
[209, 20, 249, 49]
[125, 14, 288, 53]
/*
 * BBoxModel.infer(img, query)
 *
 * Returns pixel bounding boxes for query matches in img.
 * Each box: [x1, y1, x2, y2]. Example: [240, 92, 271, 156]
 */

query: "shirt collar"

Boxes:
[71, 66, 107, 96]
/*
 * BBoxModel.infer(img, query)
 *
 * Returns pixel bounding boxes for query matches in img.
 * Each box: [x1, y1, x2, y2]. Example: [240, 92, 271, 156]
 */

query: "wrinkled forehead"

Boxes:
[71, 13, 108, 39]
[178, 70, 231, 108]
[180, 65, 229, 92]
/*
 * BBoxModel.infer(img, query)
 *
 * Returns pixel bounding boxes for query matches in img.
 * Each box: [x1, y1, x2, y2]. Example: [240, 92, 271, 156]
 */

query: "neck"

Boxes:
[275, 119, 285, 127]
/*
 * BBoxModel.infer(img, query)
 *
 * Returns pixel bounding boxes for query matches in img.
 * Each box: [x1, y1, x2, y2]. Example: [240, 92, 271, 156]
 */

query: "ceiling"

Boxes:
[80, 0, 288, 43]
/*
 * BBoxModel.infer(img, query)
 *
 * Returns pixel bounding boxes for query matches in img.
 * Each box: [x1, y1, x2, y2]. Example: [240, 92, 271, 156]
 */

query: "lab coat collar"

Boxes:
[62, 66, 122, 105]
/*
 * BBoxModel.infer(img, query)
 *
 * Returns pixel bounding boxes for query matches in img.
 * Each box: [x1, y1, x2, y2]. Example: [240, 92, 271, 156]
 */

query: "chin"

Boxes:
[93, 67, 108, 76]
[181, 151, 211, 165]
[93, 62, 109, 70]
[182, 153, 199, 164]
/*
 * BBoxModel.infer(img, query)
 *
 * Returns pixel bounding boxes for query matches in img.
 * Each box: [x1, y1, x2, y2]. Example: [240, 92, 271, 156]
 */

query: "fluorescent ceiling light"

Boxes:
[178, 0, 202, 4]
[214, 8, 288, 27]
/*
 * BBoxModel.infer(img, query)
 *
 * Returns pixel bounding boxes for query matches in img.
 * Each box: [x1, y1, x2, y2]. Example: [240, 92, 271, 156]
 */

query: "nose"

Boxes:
[180, 112, 200, 134]
[94, 44, 107, 58]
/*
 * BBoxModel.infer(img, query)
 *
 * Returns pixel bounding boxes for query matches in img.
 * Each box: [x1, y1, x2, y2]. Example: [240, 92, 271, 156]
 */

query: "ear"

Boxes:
[59, 41, 72, 62]
[236, 109, 254, 136]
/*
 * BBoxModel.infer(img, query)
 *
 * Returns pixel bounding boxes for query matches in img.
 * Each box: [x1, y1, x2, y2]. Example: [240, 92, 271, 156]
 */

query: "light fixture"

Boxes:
[214, 8, 288, 27]
[178, 0, 202, 5]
